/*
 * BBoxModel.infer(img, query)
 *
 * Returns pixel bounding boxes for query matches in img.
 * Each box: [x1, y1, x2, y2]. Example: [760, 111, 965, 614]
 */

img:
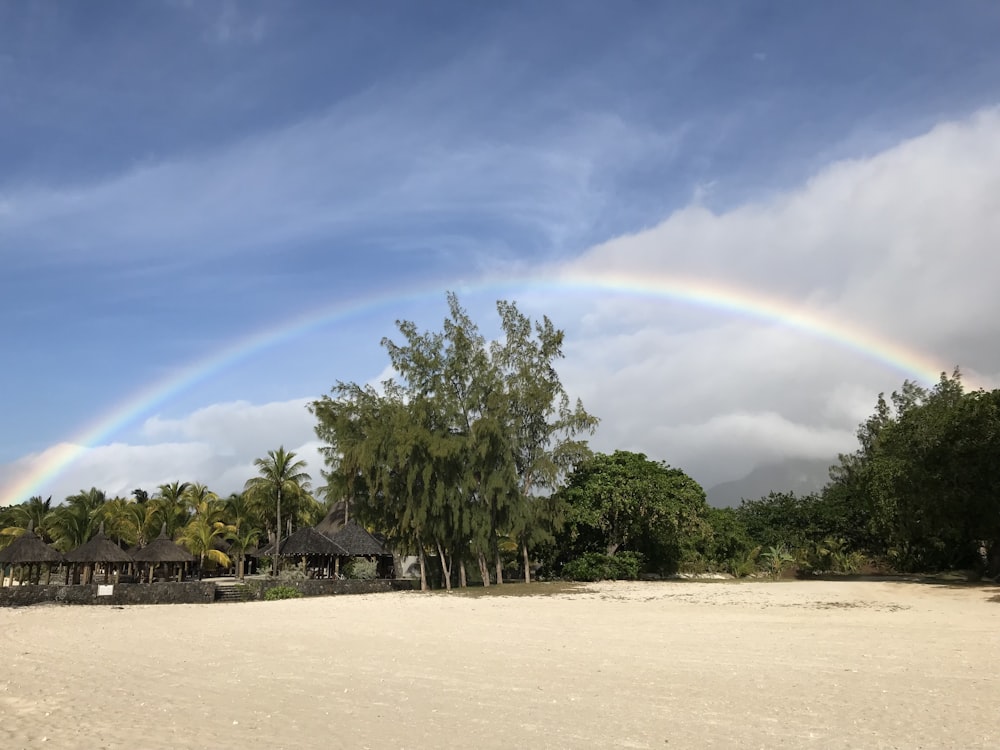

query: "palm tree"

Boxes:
[223, 491, 259, 531]
[177, 517, 233, 577]
[150, 482, 191, 539]
[2, 496, 54, 550]
[48, 488, 106, 552]
[183, 483, 224, 523]
[226, 524, 261, 580]
[10, 496, 54, 538]
[99, 497, 142, 548]
[244, 447, 312, 576]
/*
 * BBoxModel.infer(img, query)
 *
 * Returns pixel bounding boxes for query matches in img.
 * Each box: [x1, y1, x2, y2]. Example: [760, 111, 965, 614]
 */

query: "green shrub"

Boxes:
[562, 551, 645, 581]
[263, 585, 303, 601]
[760, 545, 796, 580]
[724, 546, 762, 578]
[343, 558, 377, 580]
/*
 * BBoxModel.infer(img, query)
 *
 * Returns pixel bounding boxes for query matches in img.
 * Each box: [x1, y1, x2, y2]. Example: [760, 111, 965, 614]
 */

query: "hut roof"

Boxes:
[65, 525, 133, 564]
[279, 526, 347, 557]
[0, 523, 64, 564]
[313, 500, 349, 538]
[329, 520, 388, 556]
[131, 527, 195, 564]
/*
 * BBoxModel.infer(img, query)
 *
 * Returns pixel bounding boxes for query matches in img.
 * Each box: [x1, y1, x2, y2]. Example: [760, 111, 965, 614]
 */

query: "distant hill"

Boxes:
[706, 457, 834, 508]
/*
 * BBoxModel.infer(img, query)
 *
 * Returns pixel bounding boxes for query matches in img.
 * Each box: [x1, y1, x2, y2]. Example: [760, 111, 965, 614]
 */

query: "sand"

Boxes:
[2, 580, 998, 749]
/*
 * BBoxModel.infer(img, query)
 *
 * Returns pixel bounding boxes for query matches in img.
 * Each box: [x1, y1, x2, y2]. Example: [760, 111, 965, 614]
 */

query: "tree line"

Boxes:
[0, 449, 317, 579]
[5, 294, 998, 586]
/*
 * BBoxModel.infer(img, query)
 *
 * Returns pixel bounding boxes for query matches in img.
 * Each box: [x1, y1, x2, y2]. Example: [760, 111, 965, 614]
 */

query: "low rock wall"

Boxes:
[0, 578, 418, 607]
[0, 581, 217, 607]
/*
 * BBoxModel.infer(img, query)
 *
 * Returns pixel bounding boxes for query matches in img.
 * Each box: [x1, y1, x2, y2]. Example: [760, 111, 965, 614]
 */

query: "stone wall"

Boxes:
[0, 578, 418, 607]
[0, 581, 217, 607]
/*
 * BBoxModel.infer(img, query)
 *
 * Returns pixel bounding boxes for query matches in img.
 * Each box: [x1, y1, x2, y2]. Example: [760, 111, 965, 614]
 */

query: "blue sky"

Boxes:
[2, 1, 1000, 503]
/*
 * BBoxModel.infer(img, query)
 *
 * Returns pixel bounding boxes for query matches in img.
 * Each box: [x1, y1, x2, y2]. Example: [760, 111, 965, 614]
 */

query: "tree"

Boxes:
[177, 517, 233, 577]
[183, 483, 223, 523]
[491, 300, 598, 582]
[48, 488, 107, 552]
[555, 451, 711, 574]
[99, 497, 144, 548]
[226, 524, 261, 580]
[825, 370, 1000, 573]
[150, 482, 191, 539]
[312, 293, 596, 589]
[244, 447, 312, 576]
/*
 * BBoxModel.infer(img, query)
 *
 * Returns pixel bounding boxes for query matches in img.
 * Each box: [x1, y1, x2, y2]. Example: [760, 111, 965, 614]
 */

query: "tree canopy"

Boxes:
[554, 450, 712, 574]
[311, 293, 597, 589]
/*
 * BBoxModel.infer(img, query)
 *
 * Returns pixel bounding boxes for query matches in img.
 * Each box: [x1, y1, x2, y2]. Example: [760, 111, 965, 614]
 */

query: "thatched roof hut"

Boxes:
[281, 527, 348, 558]
[65, 527, 133, 565]
[313, 500, 349, 538]
[131, 527, 195, 564]
[65, 524, 133, 584]
[329, 519, 388, 557]
[251, 527, 348, 579]
[131, 526, 194, 584]
[0, 522, 63, 586]
[0, 523, 63, 565]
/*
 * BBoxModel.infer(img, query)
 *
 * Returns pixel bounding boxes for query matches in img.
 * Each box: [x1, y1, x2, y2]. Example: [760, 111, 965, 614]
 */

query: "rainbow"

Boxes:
[0, 269, 961, 505]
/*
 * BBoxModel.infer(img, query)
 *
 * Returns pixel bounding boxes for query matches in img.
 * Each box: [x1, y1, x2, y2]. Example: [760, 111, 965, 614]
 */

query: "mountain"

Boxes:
[706, 457, 834, 508]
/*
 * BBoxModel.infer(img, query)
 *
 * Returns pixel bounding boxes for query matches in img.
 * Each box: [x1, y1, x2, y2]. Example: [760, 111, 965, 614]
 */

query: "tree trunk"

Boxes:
[459, 560, 467, 588]
[522, 540, 531, 584]
[418, 544, 428, 591]
[494, 548, 504, 585]
[478, 551, 491, 587]
[436, 540, 452, 590]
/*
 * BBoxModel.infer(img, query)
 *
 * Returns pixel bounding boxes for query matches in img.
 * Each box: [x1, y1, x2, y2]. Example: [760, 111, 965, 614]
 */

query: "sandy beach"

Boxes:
[2, 580, 998, 749]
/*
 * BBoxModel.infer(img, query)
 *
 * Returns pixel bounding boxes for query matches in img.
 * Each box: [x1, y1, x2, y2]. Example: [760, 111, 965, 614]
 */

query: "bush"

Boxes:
[275, 562, 308, 582]
[562, 551, 645, 581]
[760, 545, 796, 580]
[263, 585, 303, 601]
[723, 546, 762, 578]
[343, 558, 377, 580]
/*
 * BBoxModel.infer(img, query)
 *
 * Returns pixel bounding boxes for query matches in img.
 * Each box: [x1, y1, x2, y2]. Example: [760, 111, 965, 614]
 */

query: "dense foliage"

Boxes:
[825, 371, 1000, 573]
[552, 451, 712, 575]
[311, 293, 597, 590]
[3, 309, 997, 585]
[0, 449, 318, 580]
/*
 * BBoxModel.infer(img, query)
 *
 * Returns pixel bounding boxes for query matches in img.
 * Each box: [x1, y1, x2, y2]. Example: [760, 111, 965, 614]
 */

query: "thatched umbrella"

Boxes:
[276, 526, 347, 579]
[65, 523, 134, 584]
[131, 525, 195, 583]
[0, 521, 63, 586]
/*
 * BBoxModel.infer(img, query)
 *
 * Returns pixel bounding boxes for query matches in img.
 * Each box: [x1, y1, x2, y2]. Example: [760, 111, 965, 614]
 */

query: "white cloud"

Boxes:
[540, 108, 1000, 484]
[4, 109, 1000, 501]
[0, 399, 323, 505]
[142, 398, 315, 457]
[0, 68, 684, 269]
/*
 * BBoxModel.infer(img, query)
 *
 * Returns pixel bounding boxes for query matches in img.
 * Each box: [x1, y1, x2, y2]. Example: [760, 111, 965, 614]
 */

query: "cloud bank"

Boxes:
[3, 109, 1000, 504]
